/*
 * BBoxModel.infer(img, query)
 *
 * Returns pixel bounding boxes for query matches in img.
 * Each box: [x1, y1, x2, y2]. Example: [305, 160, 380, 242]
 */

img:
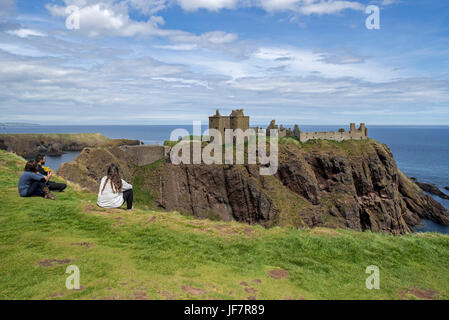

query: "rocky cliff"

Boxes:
[58, 138, 449, 234]
[0, 133, 141, 158]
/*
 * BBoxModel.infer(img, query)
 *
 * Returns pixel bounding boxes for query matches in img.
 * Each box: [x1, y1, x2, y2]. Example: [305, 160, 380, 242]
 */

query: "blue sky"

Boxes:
[0, 0, 448, 125]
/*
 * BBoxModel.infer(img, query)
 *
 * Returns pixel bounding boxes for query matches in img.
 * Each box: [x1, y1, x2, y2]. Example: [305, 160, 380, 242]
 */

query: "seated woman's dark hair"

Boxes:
[35, 154, 45, 163]
[102, 163, 122, 194]
[24, 160, 38, 172]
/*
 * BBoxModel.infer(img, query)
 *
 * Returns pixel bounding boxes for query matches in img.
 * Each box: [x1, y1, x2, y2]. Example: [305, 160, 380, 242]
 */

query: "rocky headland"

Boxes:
[0, 133, 141, 158]
[57, 138, 449, 235]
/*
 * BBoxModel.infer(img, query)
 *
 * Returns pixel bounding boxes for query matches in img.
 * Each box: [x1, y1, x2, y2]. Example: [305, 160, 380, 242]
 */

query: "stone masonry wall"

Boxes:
[298, 130, 367, 143]
[119, 145, 170, 166]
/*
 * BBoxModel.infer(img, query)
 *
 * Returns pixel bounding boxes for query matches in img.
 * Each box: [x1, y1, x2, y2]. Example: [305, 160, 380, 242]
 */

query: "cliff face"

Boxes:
[58, 139, 449, 234]
[57, 146, 139, 192]
[0, 133, 141, 158]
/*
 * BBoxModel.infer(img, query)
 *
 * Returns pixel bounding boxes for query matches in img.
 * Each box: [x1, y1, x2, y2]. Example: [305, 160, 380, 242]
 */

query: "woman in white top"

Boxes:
[97, 164, 133, 210]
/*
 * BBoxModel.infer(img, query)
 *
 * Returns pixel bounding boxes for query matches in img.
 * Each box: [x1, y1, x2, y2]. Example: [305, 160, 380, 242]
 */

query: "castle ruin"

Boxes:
[209, 109, 368, 142]
[208, 109, 250, 139]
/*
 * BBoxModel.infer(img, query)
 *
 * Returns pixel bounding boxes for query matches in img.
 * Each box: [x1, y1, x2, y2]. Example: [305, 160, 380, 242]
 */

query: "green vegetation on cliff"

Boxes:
[1, 149, 449, 300]
[0, 133, 141, 158]
[0, 132, 110, 145]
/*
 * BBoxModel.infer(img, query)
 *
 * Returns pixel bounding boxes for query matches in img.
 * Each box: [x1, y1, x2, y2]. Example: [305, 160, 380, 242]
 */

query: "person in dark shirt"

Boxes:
[18, 160, 55, 200]
[35, 154, 67, 192]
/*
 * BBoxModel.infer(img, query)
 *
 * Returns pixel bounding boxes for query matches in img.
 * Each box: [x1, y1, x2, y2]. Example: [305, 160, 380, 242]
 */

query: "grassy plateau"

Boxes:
[0, 149, 448, 300]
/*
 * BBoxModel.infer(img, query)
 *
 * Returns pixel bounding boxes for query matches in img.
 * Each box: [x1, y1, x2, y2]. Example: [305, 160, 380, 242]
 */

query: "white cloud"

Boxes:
[177, 0, 239, 11]
[153, 43, 198, 50]
[380, 0, 398, 5]
[46, 2, 163, 37]
[6, 28, 46, 38]
[173, 0, 366, 15]
[249, 47, 398, 82]
[1, 39, 449, 125]
[299, 1, 365, 15]
[200, 31, 238, 44]
[152, 76, 212, 89]
[258, 0, 300, 12]
[45, 1, 238, 48]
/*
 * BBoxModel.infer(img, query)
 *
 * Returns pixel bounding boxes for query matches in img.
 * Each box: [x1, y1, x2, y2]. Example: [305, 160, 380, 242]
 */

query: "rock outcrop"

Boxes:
[414, 181, 449, 200]
[57, 146, 138, 192]
[58, 139, 449, 234]
[0, 133, 141, 158]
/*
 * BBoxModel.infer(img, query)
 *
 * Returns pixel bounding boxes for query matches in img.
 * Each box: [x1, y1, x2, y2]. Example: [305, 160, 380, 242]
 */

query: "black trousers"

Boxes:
[47, 181, 67, 192]
[25, 180, 45, 197]
[123, 189, 133, 210]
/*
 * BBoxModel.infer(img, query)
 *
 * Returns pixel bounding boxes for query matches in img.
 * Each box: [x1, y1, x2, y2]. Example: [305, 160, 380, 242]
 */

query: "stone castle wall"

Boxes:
[295, 123, 368, 143]
[297, 129, 367, 143]
[119, 145, 170, 166]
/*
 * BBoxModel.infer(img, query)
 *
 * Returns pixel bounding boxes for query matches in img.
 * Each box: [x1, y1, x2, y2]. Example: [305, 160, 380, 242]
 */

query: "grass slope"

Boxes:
[1, 150, 448, 300]
[0, 133, 110, 145]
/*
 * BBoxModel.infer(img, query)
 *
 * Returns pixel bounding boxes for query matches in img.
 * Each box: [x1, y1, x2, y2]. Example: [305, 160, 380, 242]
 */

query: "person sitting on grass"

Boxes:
[18, 160, 56, 200]
[35, 154, 67, 192]
[97, 163, 133, 210]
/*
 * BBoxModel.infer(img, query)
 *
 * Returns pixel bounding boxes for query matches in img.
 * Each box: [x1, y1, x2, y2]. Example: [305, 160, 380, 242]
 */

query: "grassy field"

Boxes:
[1, 149, 448, 300]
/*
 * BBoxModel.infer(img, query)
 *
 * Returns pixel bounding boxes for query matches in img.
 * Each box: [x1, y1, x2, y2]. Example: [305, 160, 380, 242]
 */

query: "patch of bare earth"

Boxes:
[71, 242, 94, 248]
[145, 216, 157, 225]
[213, 225, 236, 235]
[244, 287, 257, 294]
[181, 285, 207, 296]
[132, 290, 150, 300]
[243, 226, 254, 235]
[84, 204, 116, 215]
[158, 291, 177, 300]
[38, 259, 72, 267]
[310, 228, 340, 237]
[268, 269, 289, 279]
[400, 287, 440, 300]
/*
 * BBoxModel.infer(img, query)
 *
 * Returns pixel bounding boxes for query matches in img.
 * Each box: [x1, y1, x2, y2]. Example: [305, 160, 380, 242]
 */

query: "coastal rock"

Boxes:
[0, 133, 141, 159]
[58, 139, 449, 234]
[445, 186, 449, 191]
[57, 146, 138, 193]
[414, 181, 449, 200]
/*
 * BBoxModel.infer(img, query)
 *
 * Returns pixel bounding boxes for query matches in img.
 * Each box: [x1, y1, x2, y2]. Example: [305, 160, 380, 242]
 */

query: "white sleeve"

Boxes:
[98, 177, 106, 194]
[121, 179, 132, 191]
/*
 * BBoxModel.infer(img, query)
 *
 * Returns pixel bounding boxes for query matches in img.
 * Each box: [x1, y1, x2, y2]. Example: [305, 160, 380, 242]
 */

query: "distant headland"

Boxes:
[0, 122, 40, 127]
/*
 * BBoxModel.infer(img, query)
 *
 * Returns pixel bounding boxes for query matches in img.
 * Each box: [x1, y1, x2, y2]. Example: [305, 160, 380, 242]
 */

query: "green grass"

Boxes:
[1, 149, 449, 300]
[0, 133, 110, 145]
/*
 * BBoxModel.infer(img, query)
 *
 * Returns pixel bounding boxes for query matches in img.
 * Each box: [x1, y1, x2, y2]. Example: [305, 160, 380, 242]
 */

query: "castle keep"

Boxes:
[209, 109, 368, 142]
[208, 109, 250, 139]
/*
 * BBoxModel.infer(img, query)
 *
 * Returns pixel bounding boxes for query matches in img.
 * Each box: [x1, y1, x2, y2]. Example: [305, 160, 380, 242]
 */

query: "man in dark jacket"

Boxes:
[18, 160, 55, 200]
[35, 154, 67, 192]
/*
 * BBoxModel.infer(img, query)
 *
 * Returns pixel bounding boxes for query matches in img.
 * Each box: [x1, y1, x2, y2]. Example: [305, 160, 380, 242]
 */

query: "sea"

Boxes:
[3, 124, 449, 234]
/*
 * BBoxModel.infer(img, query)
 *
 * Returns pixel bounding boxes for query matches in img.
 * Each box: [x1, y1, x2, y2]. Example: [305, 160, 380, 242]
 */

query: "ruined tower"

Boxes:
[209, 109, 250, 141]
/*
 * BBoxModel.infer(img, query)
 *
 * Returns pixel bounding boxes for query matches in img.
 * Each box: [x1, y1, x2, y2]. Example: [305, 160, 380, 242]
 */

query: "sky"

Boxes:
[0, 0, 448, 125]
